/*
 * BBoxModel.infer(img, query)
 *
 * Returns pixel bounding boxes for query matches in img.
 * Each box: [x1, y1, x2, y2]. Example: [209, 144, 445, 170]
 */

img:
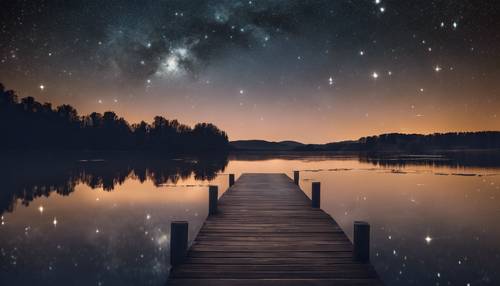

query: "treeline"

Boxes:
[358, 132, 500, 152]
[0, 83, 229, 152]
[296, 132, 500, 153]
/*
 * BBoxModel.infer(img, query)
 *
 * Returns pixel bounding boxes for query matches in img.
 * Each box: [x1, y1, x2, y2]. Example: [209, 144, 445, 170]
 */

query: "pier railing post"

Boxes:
[170, 221, 188, 267]
[311, 182, 321, 208]
[293, 171, 300, 185]
[209, 185, 218, 215]
[353, 221, 370, 263]
[229, 174, 235, 187]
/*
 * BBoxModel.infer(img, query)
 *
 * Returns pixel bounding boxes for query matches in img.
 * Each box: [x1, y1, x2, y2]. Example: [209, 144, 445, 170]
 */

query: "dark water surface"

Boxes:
[1, 152, 499, 285]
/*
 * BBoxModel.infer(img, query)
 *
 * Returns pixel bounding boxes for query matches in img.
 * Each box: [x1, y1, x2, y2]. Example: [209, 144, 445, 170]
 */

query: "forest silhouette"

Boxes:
[3, 83, 499, 154]
[296, 132, 500, 153]
[0, 83, 229, 152]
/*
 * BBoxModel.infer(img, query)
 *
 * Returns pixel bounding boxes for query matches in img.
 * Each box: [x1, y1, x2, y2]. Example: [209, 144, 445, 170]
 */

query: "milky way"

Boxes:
[1, 1, 499, 142]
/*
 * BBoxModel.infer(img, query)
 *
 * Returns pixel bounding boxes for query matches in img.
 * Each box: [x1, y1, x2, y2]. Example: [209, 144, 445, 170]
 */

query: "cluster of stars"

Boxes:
[2, 0, 494, 128]
[374, 0, 385, 13]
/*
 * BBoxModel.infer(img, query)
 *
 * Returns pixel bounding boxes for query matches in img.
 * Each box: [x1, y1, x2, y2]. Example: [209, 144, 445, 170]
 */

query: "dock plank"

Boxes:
[167, 173, 383, 285]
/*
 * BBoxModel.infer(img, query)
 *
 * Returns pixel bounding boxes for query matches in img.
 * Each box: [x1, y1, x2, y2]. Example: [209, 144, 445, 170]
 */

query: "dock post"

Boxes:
[209, 185, 218, 215]
[170, 221, 188, 267]
[353, 221, 370, 263]
[229, 174, 235, 187]
[293, 171, 300, 185]
[312, 182, 321, 208]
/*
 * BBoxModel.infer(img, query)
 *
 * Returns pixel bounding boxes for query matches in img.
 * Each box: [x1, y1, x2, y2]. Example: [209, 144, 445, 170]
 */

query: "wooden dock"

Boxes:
[167, 173, 383, 286]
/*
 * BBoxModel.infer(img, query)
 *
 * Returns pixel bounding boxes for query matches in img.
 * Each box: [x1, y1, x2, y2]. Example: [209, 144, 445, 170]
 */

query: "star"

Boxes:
[425, 235, 432, 244]
[39, 84, 45, 91]
[372, 72, 379, 79]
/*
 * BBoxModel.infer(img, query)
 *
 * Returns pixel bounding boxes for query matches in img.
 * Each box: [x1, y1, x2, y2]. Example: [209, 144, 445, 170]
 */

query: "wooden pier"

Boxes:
[167, 173, 383, 286]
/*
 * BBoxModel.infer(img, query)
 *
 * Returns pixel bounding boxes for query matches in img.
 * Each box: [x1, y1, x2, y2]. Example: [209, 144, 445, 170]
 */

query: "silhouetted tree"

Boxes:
[311, 132, 500, 153]
[0, 83, 229, 152]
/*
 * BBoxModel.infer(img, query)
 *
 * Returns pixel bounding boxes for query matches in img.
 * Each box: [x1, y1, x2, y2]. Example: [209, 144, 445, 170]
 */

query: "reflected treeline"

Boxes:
[228, 152, 357, 161]
[0, 154, 228, 215]
[360, 151, 500, 169]
[228, 151, 500, 169]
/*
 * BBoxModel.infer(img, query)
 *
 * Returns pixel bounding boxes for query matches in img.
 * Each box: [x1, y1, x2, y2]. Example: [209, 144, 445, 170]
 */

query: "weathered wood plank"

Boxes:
[187, 251, 354, 258]
[167, 173, 383, 286]
[168, 279, 384, 286]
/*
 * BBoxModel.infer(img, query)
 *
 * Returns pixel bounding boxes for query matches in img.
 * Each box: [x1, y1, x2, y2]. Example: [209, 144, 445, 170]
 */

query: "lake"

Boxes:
[1, 152, 499, 285]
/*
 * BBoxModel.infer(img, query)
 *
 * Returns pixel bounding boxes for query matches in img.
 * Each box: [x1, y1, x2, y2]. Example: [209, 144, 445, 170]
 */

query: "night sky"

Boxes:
[1, 0, 499, 142]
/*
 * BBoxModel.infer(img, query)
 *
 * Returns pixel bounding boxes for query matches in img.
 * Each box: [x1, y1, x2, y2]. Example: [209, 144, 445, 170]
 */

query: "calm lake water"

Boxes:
[1, 152, 499, 285]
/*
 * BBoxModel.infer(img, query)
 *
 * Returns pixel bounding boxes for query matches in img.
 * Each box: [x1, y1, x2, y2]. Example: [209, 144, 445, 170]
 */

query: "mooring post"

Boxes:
[209, 185, 218, 215]
[311, 182, 321, 208]
[293, 170, 300, 185]
[353, 221, 370, 263]
[229, 174, 235, 187]
[170, 221, 188, 267]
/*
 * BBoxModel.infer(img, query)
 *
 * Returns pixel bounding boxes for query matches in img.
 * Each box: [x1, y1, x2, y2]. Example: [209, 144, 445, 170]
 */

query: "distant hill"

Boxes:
[230, 140, 304, 151]
[232, 132, 500, 153]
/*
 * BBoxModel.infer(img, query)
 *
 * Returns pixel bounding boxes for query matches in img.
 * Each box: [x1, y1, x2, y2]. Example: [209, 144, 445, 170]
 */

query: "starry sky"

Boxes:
[1, 0, 499, 143]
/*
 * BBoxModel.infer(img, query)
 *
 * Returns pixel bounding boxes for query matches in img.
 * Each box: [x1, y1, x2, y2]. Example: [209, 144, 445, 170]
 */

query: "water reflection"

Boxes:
[298, 169, 500, 285]
[0, 154, 228, 215]
[0, 154, 228, 286]
[222, 152, 500, 285]
[1, 152, 500, 286]
[360, 151, 500, 169]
